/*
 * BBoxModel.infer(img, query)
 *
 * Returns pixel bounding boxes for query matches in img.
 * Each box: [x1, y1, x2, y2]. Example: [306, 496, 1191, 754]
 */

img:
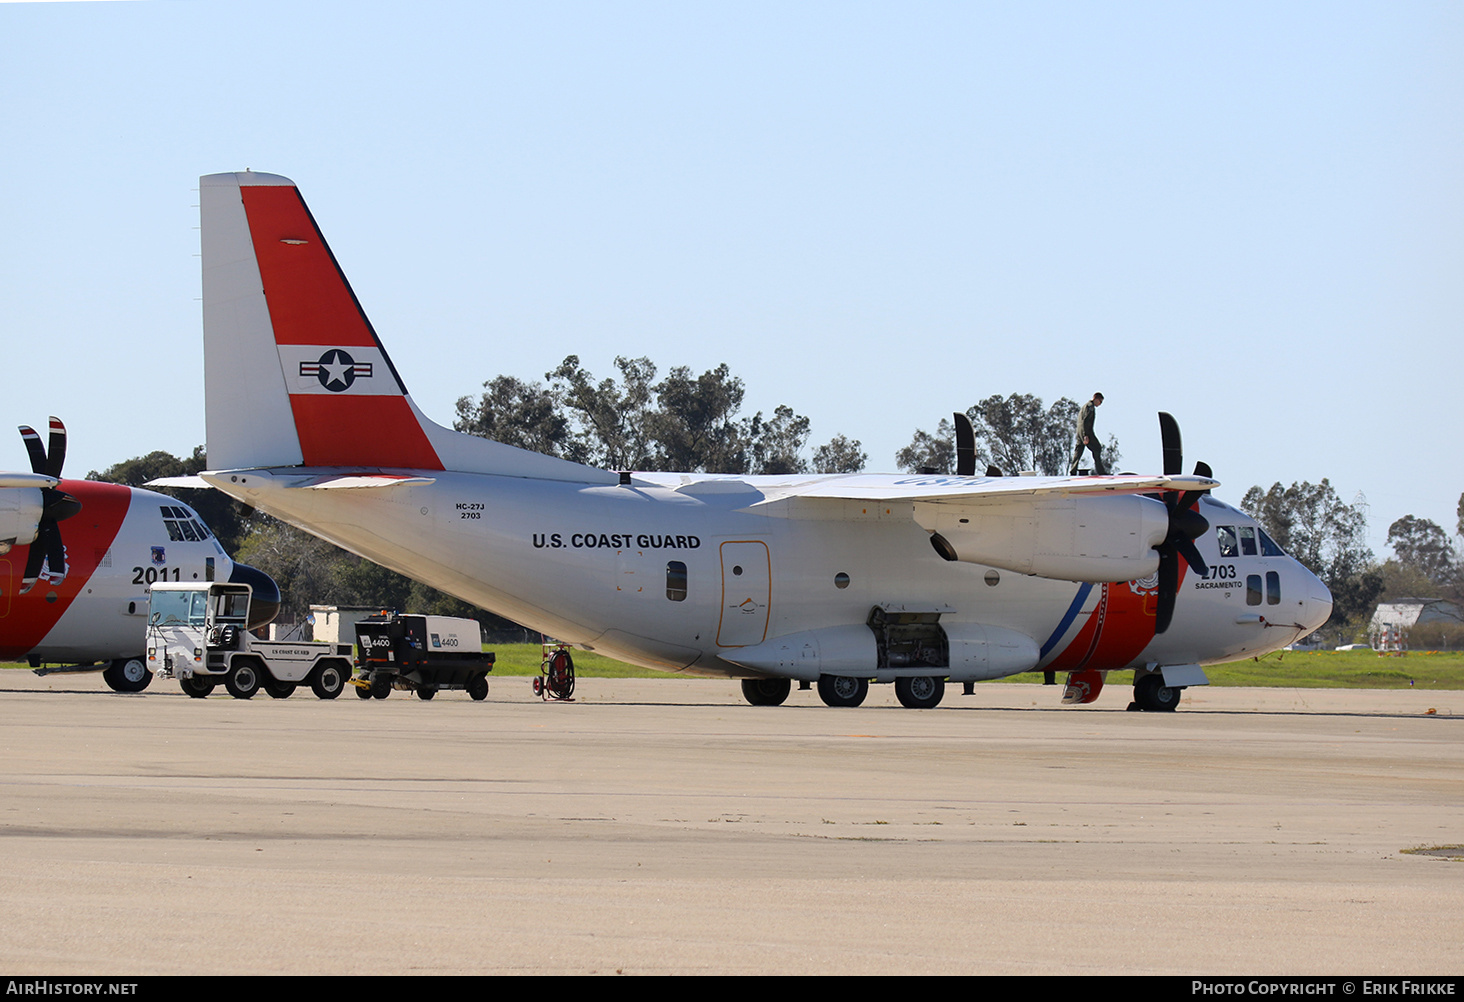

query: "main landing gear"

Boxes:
[740, 677, 791, 706]
[737, 674, 950, 708]
[816, 674, 869, 708]
[894, 675, 944, 709]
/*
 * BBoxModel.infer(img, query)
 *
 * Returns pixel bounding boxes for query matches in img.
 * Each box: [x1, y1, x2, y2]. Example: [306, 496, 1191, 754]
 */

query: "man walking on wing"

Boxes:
[1068, 392, 1107, 475]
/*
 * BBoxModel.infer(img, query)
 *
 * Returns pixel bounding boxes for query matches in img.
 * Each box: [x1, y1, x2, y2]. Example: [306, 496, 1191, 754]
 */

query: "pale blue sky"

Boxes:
[3, 1, 1461, 556]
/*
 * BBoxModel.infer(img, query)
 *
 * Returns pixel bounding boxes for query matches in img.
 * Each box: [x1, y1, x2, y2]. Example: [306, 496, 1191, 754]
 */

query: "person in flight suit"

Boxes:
[1068, 392, 1106, 475]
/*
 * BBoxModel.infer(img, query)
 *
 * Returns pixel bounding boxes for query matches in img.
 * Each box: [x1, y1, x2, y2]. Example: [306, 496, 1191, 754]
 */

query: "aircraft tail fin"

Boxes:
[199, 172, 610, 483]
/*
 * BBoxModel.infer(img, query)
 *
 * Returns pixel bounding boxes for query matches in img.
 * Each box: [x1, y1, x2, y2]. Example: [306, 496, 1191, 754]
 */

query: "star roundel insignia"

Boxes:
[316, 348, 358, 391]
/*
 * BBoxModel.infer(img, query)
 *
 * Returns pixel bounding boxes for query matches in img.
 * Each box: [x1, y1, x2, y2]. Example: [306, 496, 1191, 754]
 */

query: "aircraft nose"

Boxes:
[1303, 571, 1333, 635]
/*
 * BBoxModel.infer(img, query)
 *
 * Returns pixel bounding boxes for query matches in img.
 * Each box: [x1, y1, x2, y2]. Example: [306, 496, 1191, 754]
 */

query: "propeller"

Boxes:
[17, 417, 80, 594]
[1152, 412, 1211, 634]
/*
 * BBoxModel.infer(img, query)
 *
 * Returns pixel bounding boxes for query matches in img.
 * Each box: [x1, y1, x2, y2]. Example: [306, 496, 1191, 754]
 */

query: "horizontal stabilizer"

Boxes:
[145, 476, 212, 490]
[292, 474, 437, 490]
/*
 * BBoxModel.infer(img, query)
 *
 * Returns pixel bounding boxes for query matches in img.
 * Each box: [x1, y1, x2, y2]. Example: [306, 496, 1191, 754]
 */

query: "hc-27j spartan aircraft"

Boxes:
[167, 171, 1332, 711]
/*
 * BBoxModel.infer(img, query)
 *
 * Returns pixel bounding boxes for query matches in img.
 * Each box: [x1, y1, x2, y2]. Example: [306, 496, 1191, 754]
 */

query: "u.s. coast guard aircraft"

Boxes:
[176, 170, 1331, 710]
[2, 417, 278, 690]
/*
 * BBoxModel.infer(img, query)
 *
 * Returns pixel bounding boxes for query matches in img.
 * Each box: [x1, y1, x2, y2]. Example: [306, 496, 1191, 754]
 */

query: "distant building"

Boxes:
[1370, 598, 1464, 651]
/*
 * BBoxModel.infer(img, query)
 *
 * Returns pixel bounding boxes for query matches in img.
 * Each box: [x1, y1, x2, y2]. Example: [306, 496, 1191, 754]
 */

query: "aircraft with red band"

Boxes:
[167, 170, 1332, 711]
[1, 417, 280, 692]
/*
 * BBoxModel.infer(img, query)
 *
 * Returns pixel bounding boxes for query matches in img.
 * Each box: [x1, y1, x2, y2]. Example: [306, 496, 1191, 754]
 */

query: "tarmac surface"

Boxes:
[1, 669, 1461, 976]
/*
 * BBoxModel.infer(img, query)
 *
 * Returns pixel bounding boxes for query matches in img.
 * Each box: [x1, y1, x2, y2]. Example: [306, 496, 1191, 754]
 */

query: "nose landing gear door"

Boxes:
[716, 540, 770, 648]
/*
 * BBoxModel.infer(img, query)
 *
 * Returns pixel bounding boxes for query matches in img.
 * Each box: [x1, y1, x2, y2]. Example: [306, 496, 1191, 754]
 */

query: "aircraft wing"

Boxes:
[727, 472, 1217, 584]
[744, 472, 1217, 508]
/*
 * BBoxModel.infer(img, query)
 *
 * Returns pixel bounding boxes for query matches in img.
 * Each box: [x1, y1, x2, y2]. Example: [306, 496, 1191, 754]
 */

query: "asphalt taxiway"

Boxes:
[1, 670, 1460, 975]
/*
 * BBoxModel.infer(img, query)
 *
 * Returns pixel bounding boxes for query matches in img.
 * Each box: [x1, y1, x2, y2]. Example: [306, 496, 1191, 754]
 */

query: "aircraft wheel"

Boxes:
[817, 674, 868, 708]
[224, 661, 261, 700]
[263, 677, 295, 698]
[103, 657, 153, 693]
[416, 686, 436, 701]
[180, 675, 215, 698]
[354, 683, 373, 700]
[741, 678, 791, 706]
[311, 663, 347, 700]
[1134, 673, 1181, 712]
[370, 673, 392, 699]
[894, 675, 945, 709]
[466, 673, 489, 701]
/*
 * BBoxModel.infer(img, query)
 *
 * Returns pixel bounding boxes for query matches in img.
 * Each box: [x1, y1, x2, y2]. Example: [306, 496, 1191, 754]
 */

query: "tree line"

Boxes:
[88, 356, 1461, 646]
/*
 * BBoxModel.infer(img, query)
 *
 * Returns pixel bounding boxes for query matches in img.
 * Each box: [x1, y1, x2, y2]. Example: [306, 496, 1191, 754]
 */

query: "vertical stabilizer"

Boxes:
[199, 172, 611, 483]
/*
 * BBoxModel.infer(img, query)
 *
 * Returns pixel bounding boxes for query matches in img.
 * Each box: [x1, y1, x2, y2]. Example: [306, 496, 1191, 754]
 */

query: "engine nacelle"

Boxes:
[0, 488, 43, 551]
[916, 494, 1170, 582]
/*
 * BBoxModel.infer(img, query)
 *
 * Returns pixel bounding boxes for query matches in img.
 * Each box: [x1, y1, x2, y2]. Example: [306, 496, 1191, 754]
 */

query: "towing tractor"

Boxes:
[147, 581, 354, 699]
[352, 612, 494, 700]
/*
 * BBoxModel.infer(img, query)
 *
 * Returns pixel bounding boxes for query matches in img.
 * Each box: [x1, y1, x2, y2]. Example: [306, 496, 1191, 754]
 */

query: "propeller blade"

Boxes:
[954, 413, 976, 477]
[1158, 412, 1182, 477]
[1176, 537, 1209, 579]
[18, 424, 46, 476]
[1155, 549, 1178, 634]
[43, 522, 67, 585]
[44, 417, 67, 479]
[19, 527, 49, 594]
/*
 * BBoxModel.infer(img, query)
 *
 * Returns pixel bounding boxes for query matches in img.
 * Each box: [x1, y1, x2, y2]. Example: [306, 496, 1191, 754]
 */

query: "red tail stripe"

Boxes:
[239, 185, 378, 349]
[288, 395, 443, 470]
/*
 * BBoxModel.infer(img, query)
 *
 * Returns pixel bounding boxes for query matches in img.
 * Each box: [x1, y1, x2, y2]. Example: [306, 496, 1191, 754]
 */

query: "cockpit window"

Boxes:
[1258, 529, 1285, 557]
[1216, 526, 1238, 558]
[1239, 526, 1258, 556]
[160, 504, 213, 542]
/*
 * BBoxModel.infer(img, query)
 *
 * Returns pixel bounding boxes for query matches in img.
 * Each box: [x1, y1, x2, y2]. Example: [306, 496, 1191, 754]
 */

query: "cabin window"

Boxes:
[1246, 574, 1263, 606]
[1258, 529, 1286, 557]
[1266, 571, 1281, 605]
[666, 561, 687, 602]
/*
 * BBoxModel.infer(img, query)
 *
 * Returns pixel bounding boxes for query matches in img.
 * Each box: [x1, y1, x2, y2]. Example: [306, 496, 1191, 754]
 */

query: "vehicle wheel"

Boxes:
[224, 661, 261, 699]
[103, 658, 152, 693]
[741, 677, 791, 706]
[1134, 673, 1181, 712]
[416, 686, 436, 700]
[180, 675, 215, 698]
[263, 676, 296, 698]
[894, 675, 945, 709]
[311, 663, 346, 700]
[817, 674, 868, 708]
[370, 673, 392, 699]
[466, 673, 489, 701]
[354, 683, 373, 699]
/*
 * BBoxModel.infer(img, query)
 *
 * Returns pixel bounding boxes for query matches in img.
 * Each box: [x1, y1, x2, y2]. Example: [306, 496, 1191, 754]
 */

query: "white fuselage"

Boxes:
[213, 468, 1332, 679]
